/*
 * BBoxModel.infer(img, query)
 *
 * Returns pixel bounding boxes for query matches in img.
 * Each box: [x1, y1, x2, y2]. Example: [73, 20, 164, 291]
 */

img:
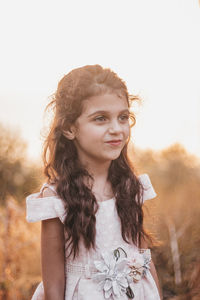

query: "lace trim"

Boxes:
[65, 263, 97, 278]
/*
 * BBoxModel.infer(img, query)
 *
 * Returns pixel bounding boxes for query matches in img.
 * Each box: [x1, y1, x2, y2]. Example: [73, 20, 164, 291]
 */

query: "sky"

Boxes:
[0, 0, 199, 162]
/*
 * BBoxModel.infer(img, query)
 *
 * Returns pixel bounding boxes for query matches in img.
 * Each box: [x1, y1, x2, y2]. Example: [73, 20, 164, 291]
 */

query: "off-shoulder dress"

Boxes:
[26, 173, 161, 300]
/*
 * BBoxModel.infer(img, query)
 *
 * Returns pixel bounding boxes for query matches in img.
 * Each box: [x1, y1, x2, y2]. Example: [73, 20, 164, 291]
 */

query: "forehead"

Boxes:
[81, 93, 129, 115]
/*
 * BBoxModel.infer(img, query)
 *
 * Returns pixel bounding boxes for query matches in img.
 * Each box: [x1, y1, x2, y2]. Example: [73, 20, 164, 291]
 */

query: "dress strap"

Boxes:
[39, 182, 57, 195]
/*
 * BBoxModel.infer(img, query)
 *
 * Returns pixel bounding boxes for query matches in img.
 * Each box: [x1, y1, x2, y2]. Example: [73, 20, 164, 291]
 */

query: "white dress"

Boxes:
[26, 173, 161, 300]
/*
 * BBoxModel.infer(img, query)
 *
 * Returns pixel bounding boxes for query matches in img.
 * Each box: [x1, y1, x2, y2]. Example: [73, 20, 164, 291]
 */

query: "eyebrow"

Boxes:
[87, 109, 130, 118]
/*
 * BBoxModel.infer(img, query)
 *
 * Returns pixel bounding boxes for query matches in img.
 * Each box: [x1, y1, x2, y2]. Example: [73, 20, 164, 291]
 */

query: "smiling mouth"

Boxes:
[106, 140, 122, 146]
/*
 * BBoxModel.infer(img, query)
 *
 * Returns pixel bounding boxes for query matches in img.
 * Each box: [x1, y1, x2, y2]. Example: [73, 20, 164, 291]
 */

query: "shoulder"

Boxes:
[137, 173, 157, 203]
[26, 183, 66, 223]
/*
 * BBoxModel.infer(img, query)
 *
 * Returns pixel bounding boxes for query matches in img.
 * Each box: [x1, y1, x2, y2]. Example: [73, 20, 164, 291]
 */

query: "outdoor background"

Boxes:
[0, 0, 200, 299]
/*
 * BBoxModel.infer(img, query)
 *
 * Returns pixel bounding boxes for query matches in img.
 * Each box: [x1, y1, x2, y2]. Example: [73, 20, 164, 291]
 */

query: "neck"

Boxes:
[79, 156, 111, 179]
[81, 159, 114, 200]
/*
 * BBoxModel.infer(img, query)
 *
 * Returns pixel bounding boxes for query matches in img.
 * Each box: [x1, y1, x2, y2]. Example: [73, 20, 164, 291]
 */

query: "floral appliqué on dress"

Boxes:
[92, 247, 151, 299]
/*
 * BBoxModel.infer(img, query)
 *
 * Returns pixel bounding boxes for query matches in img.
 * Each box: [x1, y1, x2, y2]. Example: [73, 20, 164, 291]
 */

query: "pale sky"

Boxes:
[0, 0, 199, 162]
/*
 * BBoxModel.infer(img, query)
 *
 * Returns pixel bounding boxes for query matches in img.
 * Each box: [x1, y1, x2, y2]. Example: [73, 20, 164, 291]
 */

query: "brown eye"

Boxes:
[119, 114, 129, 121]
[94, 116, 107, 122]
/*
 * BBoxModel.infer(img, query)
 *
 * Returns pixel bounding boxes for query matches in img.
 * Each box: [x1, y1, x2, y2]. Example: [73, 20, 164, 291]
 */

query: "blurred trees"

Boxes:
[0, 122, 43, 299]
[0, 197, 41, 299]
[130, 142, 200, 299]
[0, 123, 42, 205]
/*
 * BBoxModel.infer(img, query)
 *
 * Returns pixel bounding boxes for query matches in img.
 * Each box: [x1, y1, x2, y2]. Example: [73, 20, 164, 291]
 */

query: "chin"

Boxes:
[94, 149, 123, 163]
[105, 153, 122, 161]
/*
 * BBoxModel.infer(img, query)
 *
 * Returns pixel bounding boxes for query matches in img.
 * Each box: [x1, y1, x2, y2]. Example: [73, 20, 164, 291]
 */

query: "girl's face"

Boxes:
[69, 93, 130, 165]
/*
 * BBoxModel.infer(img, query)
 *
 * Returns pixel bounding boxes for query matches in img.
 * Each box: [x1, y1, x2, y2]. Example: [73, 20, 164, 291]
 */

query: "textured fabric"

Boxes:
[26, 173, 160, 300]
[26, 183, 66, 223]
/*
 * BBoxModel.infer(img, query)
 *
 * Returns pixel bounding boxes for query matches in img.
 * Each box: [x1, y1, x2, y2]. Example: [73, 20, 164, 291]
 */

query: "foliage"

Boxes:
[0, 123, 43, 205]
[0, 198, 41, 299]
[130, 142, 200, 299]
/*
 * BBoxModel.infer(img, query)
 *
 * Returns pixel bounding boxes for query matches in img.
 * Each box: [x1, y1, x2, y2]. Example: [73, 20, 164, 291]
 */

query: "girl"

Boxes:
[26, 64, 163, 300]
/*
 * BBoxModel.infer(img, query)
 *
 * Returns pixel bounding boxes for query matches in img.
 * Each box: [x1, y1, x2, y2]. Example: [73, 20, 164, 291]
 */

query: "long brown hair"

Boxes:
[43, 64, 151, 258]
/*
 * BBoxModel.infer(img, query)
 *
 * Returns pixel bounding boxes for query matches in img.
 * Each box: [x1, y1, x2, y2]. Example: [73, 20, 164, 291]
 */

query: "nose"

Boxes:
[108, 119, 123, 134]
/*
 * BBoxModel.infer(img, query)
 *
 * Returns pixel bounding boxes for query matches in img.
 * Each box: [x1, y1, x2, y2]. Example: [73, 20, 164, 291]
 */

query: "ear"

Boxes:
[63, 125, 76, 140]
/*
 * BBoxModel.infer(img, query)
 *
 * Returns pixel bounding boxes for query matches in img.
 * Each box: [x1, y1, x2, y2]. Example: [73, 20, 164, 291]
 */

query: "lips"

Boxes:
[106, 140, 122, 146]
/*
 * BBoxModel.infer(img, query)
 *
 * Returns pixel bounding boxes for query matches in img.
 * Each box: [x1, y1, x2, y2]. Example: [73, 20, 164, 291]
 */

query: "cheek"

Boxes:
[80, 126, 104, 142]
[86, 125, 105, 136]
[124, 124, 130, 138]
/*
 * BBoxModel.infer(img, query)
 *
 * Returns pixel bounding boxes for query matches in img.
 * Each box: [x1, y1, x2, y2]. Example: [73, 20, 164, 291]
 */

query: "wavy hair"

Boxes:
[43, 64, 152, 258]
